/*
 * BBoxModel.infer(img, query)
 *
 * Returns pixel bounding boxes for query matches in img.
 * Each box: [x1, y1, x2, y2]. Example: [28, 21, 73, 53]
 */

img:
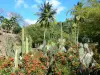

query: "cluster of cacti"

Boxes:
[5, 37, 15, 57]
[4, 27, 32, 70]
[21, 28, 32, 55]
[14, 27, 32, 70]
[5, 36, 18, 70]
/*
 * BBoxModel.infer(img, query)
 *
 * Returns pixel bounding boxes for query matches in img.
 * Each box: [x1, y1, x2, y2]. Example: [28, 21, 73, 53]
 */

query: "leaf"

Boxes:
[73, 23, 77, 27]
[76, 16, 80, 21]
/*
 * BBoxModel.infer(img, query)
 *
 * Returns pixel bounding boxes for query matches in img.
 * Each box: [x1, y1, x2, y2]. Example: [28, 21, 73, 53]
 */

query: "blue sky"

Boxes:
[0, 0, 80, 25]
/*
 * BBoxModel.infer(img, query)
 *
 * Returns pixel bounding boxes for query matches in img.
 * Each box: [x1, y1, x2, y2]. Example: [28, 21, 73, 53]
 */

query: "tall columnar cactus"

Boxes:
[14, 49, 18, 69]
[22, 28, 25, 55]
[25, 37, 29, 54]
[72, 23, 77, 45]
[22, 28, 31, 54]
[29, 36, 32, 52]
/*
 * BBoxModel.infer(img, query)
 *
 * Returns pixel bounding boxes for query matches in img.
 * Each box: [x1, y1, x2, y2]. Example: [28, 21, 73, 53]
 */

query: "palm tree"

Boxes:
[71, 2, 83, 45]
[37, 2, 56, 51]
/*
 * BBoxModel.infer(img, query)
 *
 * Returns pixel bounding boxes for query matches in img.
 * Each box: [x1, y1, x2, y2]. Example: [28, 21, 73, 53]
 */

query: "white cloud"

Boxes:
[24, 19, 37, 25]
[15, 0, 29, 8]
[15, 0, 24, 8]
[35, 0, 42, 3]
[47, 0, 61, 7]
[50, 0, 65, 14]
[56, 6, 65, 14]
[38, 0, 65, 14]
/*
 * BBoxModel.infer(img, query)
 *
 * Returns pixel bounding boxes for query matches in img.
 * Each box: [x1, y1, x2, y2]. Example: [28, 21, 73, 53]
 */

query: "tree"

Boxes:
[8, 12, 23, 33]
[71, 0, 100, 44]
[13, 24, 21, 34]
[1, 12, 22, 33]
[36, 2, 56, 53]
[37, 2, 56, 41]
[68, 2, 84, 45]
[2, 18, 12, 33]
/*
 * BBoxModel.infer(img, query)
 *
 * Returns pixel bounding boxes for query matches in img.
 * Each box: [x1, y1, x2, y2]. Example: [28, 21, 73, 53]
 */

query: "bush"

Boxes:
[13, 25, 22, 34]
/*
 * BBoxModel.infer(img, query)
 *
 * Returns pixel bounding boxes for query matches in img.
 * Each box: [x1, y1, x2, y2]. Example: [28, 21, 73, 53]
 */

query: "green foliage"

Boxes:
[25, 25, 44, 44]
[37, 2, 56, 28]
[25, 24, 69, 45]
[13, 24, 21, 34]
[70, 0, 100, 44]
[36, 1, 57, 49]
[1, 14, 22, 34]
[2, 18, 12, 33]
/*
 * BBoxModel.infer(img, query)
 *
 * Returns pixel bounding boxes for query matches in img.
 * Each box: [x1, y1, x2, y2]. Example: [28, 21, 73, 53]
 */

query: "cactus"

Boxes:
[22, 28, 25, 55]
[29, 36, 32, 52]
[21, 28, 32, 54]
[25, 37, 29, 54]
[14, 49, 18, 69]
[5, 37, 15, 57]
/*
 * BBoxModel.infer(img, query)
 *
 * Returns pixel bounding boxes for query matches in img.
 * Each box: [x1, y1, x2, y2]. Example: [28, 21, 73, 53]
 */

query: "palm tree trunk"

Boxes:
[44, 29, 46, 40]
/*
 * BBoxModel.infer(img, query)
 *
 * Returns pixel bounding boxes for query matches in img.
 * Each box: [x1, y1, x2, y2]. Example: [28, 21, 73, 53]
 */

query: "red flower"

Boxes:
[41, 65, 47, 70]
[18, 72, 24, 75]
[11, 72, 15, 75]
[40, 52, 43, 57]
[31, 67, 36, 71]
[57, 72, 62, 75]
[28, 70, 31, 74]
[3, 63, 8, 67]
[24, 55, 29, 62]
[10, 58, 14, 61]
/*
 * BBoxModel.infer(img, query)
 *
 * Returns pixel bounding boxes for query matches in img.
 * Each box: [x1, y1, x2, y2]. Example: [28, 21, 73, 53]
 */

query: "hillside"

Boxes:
[0, 31, 18, 56]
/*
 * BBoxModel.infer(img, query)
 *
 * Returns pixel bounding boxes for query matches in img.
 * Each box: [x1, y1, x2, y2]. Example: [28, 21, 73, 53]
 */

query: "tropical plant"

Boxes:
[36, 2, 56, 52]
[71, 0, 100, 45]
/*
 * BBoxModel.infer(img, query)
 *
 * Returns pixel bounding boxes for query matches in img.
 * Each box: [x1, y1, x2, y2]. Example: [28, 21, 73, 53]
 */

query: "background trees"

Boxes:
[0, 12, 22, 34]
[69, 0, 100, 44]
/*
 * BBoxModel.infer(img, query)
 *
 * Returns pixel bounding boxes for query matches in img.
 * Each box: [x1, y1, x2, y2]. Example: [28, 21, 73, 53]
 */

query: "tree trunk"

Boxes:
[44, 29, 46, 40]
